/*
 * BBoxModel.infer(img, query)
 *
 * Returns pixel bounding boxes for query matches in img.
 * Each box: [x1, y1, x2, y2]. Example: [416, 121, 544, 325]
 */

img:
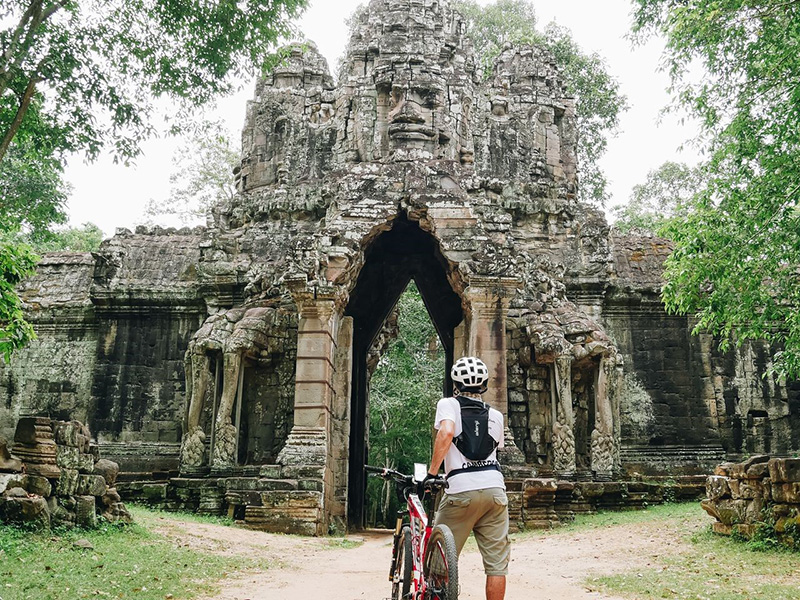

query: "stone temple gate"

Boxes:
[2, 0, 798, 535]
[178, 0, 622, 530]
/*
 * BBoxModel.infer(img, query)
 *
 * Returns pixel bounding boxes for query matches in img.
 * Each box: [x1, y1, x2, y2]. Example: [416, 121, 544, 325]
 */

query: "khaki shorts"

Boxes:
[433, 487, 510, 576]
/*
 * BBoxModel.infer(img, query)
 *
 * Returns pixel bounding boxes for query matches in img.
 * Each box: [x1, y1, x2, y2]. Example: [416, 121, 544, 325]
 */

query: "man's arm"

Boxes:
[428, 419, 455, 476]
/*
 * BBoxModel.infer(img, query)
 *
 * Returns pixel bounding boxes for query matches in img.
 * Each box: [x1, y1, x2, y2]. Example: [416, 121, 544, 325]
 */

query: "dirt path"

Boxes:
[151, 510, 707, 600]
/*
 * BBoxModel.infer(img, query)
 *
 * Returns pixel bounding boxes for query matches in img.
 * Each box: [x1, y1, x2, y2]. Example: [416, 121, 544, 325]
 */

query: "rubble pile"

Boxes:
[0, 417, 131, 530]
[703, 455, 800, 544]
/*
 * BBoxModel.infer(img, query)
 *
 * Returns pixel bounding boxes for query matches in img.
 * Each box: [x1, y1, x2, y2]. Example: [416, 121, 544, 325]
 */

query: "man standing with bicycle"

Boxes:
[426, 356, 509, 600]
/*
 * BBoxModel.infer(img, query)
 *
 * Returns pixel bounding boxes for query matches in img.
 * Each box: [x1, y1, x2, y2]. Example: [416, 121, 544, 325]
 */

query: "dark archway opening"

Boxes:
[345, 215, 463, 528]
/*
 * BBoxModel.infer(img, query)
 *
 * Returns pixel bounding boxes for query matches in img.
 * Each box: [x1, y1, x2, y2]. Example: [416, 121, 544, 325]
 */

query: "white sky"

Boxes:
[64, 0, 701, 237]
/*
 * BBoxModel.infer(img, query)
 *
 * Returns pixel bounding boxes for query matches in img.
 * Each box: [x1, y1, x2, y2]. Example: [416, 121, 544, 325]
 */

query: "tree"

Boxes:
[456, 0, 628, 204]
[367, 282, 444, 527]
[142, 119, 238, 227]
[0, 0, 308, 166]
[631, 0, 800, 379]
[0, 242, 37, 362]
[612, 161, 703, 235]
[32, 223, 104, 253]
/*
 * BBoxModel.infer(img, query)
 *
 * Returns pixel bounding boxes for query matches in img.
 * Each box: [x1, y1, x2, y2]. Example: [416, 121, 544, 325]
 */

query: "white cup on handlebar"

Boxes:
[413, 463, 427, 483]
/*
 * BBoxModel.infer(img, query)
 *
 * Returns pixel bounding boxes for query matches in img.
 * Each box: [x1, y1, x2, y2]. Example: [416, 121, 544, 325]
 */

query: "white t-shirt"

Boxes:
[434, 396, 505, 494]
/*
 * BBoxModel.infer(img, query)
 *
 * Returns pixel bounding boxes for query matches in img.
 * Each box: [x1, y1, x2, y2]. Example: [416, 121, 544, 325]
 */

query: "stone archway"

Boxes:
[343, 214, 463, 527]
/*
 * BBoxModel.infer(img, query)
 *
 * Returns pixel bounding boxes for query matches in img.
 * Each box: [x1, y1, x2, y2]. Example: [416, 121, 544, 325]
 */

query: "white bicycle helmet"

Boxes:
[451, 356, 489, 392]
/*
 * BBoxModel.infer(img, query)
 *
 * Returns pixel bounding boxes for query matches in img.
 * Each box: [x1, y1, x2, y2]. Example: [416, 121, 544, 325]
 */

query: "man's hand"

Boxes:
[419, 472, 441, 498]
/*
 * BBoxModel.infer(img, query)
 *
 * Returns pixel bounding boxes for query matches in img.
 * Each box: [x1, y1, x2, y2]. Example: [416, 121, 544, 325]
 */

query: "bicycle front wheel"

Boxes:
[423, 523, 458, 600]
[392, 525, 413, 600]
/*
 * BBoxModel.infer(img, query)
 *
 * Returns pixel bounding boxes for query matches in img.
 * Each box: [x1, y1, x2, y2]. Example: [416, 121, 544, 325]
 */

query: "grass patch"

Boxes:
[512, 501, 700, 540]
[588, 515, 800, 600]
[128, 504, 235, 527]
[325, 537, 364, 550]
[0, 510, 268, 600]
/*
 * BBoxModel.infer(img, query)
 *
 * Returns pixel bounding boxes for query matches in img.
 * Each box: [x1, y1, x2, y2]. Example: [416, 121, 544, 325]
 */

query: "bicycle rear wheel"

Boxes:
[392, 525, 413, 599]
[423, 523, 458, 600]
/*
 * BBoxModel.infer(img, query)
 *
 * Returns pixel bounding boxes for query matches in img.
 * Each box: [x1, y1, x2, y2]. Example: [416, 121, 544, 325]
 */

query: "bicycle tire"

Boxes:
[391, 525, 413, 599]
[391, 526, 413, 599]
[423, 523, 459, 600]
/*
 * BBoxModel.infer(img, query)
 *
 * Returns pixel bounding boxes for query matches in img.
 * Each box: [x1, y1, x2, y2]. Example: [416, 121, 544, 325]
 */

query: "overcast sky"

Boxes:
[64, 0, 701, 237]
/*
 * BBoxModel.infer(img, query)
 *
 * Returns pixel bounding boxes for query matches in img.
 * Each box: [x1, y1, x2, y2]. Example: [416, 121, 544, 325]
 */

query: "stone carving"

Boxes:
[0, 438, 22, 473]
[591, 355, 618, 478]
[553, 355, 576, 476]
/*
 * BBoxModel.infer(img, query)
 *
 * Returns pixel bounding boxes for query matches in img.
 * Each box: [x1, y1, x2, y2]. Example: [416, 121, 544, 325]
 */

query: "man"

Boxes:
[427, 356, 510, 600]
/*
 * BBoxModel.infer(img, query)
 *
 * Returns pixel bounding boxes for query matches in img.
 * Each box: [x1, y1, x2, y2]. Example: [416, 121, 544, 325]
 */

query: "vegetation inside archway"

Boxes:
[365, 281, 444, 528]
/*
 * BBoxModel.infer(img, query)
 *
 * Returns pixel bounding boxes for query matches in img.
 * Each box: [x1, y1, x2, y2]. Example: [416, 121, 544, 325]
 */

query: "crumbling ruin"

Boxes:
[0, 418, 131, 529]
[703, 456, 800, 547]
[1, 0, 798, 534]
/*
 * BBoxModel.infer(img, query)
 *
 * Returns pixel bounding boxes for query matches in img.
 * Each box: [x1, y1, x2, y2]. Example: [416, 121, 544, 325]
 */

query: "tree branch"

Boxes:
[0, 74, 41, 163]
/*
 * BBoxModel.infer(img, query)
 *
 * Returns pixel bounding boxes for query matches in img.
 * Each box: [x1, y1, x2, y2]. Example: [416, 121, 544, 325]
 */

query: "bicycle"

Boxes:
[365, 463, 459, 600]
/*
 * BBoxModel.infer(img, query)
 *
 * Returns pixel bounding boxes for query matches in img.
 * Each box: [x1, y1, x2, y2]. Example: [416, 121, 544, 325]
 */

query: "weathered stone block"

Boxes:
[298, 479, 323, 492]
[56, 445, 80, 469]
[93, 459, 119, 486]
[77, 474, 108, 497]
[25, 475, 52, 497]
[706, 476, 731, 501]
[771, 482, 800, 504]
[0, 494, 50, 530]
[768, 458, 800, 484]
[0, 438, 23, 473]
[142, 483, 168, 501]
[259, 464, 282, 478]
[75, 495, 97, 528]
[260, 490, 323, 509]
[78, 453, 95, 473]
[56, 469, 80, 496]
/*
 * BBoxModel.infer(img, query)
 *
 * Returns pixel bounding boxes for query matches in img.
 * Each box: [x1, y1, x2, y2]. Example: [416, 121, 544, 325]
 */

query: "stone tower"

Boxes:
[180, 0, 620, 531]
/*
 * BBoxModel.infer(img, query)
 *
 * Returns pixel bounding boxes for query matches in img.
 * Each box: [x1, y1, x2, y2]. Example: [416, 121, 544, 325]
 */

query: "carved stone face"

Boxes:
[374, 65, 459, 160]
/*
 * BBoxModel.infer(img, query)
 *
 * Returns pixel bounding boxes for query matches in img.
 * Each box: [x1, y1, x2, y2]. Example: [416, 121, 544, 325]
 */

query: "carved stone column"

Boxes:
[464, 277, 525, 464]
[180, 352, 210, 473]
[553, 354, 576, 478]
[591, 356, 615, 480]
[211, 351, 242, 471]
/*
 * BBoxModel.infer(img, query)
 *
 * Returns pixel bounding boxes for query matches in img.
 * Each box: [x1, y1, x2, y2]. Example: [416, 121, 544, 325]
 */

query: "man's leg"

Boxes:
[486, 575, 506, 600]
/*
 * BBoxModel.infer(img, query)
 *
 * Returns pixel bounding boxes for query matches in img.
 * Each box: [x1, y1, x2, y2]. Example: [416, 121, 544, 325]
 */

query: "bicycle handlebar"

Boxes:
[364, 464, 448, 491]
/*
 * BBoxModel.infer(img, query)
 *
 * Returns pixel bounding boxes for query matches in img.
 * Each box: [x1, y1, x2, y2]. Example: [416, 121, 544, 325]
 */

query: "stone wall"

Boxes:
[594, 233, 800, 474]
[0, 228, 207, 473]
[703, 456, 800, 546]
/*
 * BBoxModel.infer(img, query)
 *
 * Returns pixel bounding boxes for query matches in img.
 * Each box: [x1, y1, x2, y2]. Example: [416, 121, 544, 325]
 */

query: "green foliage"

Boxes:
[0, 0, 309, 165]
[366, 282, 444, 527]
[631, 0, 800, 379]
[0, 511, 270, 600]
[0, 138, 69, 243]
[142, 119, 238, 226]
[24, 222, 105, 253]
[613, 161, 704, 235]
[456, 0, 628, 204]
[0, 241, 37, 363]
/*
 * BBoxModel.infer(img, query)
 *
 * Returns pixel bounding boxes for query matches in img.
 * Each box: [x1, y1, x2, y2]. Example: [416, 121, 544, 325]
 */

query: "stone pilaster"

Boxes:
[278, 280, 345, 533]
[464, 277, 525, 464]
[553, 355, 576, 478]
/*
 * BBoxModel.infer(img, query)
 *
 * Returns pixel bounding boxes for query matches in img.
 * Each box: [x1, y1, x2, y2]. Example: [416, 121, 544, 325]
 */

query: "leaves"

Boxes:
[367, 282, 444, 526]
[613, 161, 704, 235]
[0, 240, 37, 363]
[455, 0, 628, 204]
[0, 0, 309, 166]
[141, 119, 238, 227]
[632, 0, 800, 378]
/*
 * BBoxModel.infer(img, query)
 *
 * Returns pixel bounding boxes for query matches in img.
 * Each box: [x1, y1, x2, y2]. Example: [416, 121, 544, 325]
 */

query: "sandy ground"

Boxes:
[152, 510, 707, 600]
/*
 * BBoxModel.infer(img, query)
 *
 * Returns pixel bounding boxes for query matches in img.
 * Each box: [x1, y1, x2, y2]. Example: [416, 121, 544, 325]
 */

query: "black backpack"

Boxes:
[452, 396, 499, 460]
